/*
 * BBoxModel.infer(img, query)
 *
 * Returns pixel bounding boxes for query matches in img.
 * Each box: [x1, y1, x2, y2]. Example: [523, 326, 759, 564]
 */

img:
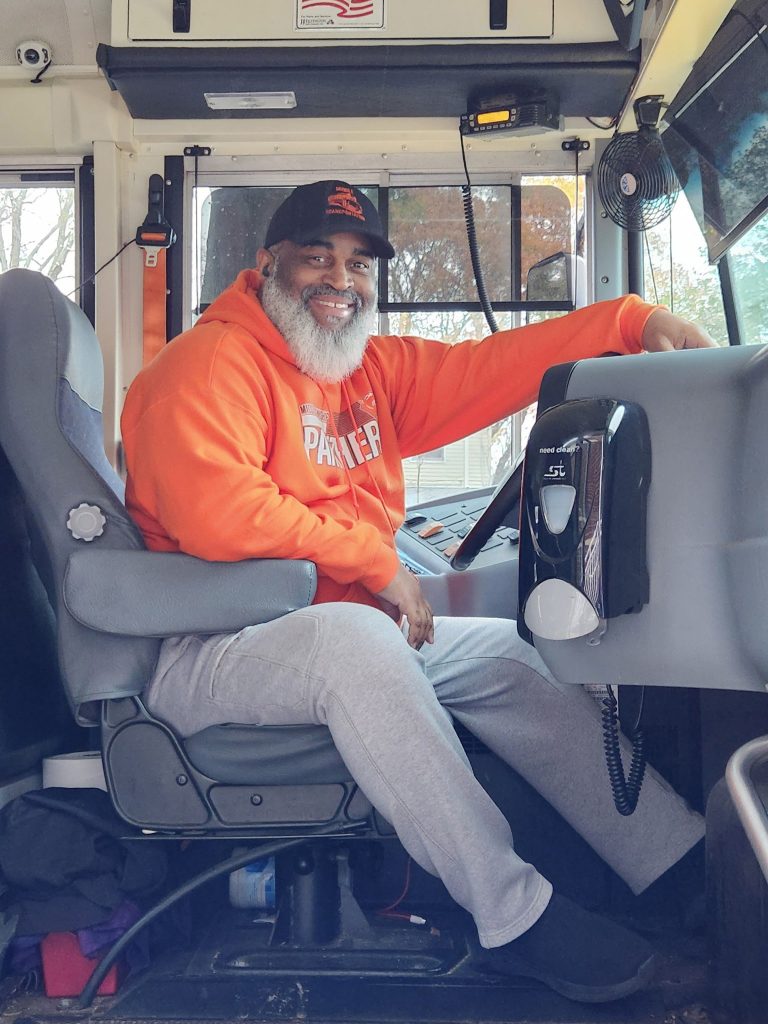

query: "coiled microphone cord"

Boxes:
[460, 134, 499, 335]
[600, 685, 647, 815]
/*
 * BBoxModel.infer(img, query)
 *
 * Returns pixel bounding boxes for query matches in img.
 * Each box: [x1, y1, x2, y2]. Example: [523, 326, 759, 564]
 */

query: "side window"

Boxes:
[643, 191, 729, 345]
[726, 214, 768, 345]
[196, 186, 292, 313]
[383, 180, 580, 504]
[0, 182, 76, 294]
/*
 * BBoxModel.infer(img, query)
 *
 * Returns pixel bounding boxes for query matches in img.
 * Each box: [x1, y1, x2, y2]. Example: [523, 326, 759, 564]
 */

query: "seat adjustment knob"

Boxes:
[66, 502, 106, 541]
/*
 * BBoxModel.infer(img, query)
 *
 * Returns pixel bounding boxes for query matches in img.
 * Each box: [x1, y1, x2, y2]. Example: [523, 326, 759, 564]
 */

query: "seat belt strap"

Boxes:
[136, 174, 176, 366]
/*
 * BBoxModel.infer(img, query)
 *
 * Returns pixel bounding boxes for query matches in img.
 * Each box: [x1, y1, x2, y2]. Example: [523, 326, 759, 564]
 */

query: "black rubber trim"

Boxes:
[164, 155, 184, 342]
[78, 157, 95, 326]
[626, 228, 643, 299]
[718, 254, 743, 347]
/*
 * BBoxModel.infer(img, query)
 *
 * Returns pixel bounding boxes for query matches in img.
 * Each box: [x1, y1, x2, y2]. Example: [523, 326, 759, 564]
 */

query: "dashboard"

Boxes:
[396, 488, 521, 620]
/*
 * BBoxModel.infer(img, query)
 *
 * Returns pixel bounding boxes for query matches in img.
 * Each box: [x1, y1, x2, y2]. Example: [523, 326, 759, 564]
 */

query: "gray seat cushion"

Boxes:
[184, 723, 352, 785]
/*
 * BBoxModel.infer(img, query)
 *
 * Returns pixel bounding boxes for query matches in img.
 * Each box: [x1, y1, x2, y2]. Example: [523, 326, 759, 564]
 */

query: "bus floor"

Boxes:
[0, 872, 717, 1024]
[0, 742, 742, 1024]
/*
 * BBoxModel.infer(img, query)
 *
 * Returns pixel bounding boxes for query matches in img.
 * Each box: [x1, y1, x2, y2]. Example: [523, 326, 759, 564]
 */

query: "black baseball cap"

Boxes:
[264, 180, 395, 259]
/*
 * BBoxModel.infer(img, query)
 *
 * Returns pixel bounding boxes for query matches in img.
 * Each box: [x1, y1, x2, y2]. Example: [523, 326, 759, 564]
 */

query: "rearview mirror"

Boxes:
[526, 251, 586, 308]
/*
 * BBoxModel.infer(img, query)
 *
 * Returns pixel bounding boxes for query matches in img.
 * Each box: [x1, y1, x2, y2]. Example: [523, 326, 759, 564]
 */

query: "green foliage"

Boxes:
[643, 199, 729, 344]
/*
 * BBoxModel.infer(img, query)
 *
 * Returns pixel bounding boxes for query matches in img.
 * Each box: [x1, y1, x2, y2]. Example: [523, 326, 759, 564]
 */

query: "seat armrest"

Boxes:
[64, 549, 317, 636]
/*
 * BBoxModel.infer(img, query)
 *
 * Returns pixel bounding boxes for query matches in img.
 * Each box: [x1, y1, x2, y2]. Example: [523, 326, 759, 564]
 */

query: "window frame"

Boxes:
[183, 152, 589, 332]
[189, 175, 586, 318]
[0, 163, 83, 309]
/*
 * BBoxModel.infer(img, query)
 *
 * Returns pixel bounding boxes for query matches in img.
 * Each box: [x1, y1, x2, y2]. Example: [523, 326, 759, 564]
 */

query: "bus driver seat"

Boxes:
[0, 268, 375, 840]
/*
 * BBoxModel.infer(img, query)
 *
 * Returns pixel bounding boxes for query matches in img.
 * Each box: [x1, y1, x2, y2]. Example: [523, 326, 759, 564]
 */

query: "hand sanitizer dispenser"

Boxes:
[518, 397, 651, 646]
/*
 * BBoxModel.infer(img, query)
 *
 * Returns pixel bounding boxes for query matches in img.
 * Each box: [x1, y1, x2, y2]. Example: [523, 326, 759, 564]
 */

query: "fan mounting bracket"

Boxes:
[562, 138, 590, 152]
[633, 95, 665, 129]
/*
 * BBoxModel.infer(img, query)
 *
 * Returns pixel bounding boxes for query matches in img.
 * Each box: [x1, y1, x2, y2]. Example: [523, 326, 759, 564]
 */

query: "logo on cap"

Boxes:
[326, 185, 365, 222]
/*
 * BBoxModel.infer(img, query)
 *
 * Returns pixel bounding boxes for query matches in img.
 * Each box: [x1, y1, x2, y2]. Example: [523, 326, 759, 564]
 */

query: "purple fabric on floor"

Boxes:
[77, 900, 140, 958]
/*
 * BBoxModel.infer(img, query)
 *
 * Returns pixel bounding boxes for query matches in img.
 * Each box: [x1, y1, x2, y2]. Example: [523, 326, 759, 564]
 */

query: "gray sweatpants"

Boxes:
[145, 604, 704, 948]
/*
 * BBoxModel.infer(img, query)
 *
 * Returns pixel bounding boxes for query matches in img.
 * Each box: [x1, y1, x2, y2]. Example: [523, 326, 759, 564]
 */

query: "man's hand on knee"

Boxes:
[373, 565, 435, 650]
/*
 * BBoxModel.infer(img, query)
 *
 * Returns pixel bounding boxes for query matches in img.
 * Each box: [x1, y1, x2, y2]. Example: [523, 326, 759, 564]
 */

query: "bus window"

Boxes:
[642, 188, 729, 343]
[382, 180, 579, 501]
[726, 213, 768, 345]
[0, 176, 76, 294]
[197, 186, 296, 315]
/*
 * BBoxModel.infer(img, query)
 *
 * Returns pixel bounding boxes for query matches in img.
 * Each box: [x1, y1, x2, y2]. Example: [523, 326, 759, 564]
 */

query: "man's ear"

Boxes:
[256, 247, 274, 278]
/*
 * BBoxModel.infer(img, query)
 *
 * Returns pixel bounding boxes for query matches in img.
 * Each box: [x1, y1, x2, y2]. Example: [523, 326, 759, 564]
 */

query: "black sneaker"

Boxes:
[480, 893, 657, 1003]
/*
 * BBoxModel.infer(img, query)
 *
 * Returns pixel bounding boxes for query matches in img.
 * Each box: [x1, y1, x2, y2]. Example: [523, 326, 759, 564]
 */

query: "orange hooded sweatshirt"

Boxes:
[122, 269, 653, 609]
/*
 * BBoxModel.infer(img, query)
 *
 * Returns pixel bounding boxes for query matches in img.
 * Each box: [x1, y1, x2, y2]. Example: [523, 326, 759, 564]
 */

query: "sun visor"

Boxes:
[519, 344, 768, 692]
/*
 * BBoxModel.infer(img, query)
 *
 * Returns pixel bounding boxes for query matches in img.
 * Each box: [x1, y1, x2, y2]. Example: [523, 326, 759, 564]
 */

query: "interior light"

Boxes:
[204, 91, 297, 110]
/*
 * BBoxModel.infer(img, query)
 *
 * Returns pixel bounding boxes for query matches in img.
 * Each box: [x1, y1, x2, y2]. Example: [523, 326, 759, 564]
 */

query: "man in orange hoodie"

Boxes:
[123, 181, 712, 1003]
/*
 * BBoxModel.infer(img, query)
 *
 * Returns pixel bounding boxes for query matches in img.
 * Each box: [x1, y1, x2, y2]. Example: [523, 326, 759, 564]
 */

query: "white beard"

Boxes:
[261, 274, 376, 383]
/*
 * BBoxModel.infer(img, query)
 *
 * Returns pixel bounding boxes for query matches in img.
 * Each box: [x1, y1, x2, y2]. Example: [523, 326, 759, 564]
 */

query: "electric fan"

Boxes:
[597, 95, 680, 231]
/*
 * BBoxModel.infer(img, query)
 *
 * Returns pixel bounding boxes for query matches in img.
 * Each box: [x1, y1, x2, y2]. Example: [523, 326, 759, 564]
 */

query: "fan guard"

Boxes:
[597, 126, 680, 231]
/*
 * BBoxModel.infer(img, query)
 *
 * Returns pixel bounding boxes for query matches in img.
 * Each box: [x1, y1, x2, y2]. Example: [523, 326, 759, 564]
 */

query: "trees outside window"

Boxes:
[0, 187, 76, 294]
[643, 192, 728, 344]
[728, 213, 768, 346]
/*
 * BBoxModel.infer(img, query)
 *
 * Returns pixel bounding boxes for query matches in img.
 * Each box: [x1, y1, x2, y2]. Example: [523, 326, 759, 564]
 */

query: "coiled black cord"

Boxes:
[600, 685, 647, 815]
[460, 134, 499, 335]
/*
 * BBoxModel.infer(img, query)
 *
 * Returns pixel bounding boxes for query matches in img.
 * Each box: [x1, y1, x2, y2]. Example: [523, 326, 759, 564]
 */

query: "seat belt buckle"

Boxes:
[136, 226, 174, 267]
[136, 173, 176, 267]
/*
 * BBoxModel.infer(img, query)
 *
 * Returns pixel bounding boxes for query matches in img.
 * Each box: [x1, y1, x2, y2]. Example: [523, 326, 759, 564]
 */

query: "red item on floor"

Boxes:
[41, 931, 121, 998]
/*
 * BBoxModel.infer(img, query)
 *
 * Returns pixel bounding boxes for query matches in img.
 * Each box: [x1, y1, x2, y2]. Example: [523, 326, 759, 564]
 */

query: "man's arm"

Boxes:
[372, 295, 714, 458]
[123, 389, 400, 593]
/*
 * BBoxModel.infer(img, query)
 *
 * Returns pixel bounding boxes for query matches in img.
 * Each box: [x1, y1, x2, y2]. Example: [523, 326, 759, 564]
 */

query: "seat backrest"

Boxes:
[0, 269, 160, 720]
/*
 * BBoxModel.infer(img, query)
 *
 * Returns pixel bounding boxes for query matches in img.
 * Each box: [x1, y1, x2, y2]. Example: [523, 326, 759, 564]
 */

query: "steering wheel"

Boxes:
[449, 451, 526, 571]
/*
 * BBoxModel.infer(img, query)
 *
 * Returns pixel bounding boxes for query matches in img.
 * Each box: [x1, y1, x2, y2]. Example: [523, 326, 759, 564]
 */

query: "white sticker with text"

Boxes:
[296, 0, 385, 30]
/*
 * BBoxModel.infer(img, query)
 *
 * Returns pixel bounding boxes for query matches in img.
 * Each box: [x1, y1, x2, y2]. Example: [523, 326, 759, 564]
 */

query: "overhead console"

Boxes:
[519, 344, 768, 693]
[122, 0, 553, 42]
[99, 0, 638, 120]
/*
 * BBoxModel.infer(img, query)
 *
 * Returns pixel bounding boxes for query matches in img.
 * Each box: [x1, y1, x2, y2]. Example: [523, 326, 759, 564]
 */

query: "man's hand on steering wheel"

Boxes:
[641, 309, 718, 352]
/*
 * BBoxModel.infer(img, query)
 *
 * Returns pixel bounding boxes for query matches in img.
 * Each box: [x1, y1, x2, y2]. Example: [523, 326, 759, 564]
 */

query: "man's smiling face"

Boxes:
[256, 232, 379, 383]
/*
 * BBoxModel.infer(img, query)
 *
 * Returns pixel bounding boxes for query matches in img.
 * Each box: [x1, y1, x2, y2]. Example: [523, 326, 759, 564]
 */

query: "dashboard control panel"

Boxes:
[397, 492, 519, 576]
